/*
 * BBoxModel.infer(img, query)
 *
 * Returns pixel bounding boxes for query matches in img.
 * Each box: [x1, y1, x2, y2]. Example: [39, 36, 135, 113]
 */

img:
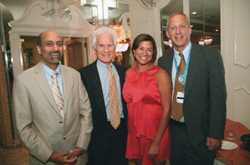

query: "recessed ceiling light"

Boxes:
[192, 11, 197, 15]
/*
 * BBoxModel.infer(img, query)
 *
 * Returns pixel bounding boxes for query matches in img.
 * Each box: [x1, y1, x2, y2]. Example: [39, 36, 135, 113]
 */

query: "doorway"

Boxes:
[21, 36, 88, 71]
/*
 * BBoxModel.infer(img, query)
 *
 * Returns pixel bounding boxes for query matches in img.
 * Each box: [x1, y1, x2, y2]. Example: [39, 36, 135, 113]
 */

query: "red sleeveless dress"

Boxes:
[123, 65, 170, 165]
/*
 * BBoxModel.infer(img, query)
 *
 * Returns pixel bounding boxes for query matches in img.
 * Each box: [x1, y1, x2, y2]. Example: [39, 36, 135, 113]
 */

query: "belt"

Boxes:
[170, 119, 186, 126]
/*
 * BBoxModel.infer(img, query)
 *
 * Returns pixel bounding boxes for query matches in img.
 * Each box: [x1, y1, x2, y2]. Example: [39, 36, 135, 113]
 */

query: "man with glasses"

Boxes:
[14, 31, 92, 165]
[158, 12, 227, 165]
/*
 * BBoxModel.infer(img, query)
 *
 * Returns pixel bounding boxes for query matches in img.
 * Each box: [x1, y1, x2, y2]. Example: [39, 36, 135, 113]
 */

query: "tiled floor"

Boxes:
[0, 147, 170, 165]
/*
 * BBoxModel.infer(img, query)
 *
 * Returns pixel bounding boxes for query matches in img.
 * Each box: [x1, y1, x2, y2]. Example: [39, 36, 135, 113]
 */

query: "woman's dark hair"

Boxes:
[132, 33, 157, 63]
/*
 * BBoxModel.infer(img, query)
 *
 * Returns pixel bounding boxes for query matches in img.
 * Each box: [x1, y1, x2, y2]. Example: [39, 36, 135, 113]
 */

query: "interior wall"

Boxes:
[221, 0, 250, 128]
[128, 0, 170, 59]
[128, 1, 155, 36]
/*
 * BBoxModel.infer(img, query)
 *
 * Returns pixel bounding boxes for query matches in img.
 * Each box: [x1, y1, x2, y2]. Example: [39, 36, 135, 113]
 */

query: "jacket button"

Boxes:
[63, 136, 66, 140]
[59, 121, 63, 124]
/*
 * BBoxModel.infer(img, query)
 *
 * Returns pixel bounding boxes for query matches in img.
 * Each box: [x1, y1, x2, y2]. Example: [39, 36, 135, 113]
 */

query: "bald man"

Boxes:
[13, 31, 92, 165]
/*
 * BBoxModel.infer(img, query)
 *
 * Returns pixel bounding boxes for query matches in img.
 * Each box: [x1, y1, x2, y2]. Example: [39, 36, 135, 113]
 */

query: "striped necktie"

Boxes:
[172, 53, 185, 121]
[51, 72, 64, 118]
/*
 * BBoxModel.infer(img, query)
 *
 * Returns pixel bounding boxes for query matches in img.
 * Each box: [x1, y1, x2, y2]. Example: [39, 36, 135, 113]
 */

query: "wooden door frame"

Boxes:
[0, 48, 15, 146]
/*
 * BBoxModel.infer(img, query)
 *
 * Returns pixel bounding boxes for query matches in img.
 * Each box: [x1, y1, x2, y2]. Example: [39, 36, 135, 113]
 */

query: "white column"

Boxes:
[9, 31, 23, 77]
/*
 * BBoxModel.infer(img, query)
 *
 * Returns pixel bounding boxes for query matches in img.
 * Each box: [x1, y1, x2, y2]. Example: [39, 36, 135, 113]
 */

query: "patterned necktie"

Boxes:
[51, 72, 64, 118]
[172, 53, 186, 121]
[107, 65, 120, 129]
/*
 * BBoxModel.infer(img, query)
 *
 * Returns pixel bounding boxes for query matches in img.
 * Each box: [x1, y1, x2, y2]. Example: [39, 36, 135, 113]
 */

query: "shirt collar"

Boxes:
[174, 42, 192, 62]
[97, 60, 113, 69]
[43, 63, 62, 76]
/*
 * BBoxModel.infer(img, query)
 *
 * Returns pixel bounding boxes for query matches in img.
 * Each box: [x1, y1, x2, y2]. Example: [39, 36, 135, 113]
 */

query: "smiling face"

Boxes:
[95, 33, 115, 64]
[37, 31, 64, 70]
[167, 14, 192, 52]
[133, 41, 154, 66]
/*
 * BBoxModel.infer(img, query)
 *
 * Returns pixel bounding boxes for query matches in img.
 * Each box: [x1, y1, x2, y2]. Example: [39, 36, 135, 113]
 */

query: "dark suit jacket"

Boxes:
[158, 44, 227, 147]
[79, 61, 127, 165]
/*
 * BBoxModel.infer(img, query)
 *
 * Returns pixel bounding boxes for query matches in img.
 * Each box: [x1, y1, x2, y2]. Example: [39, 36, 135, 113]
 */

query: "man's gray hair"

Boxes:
[92, 26, 117, 49]
[167, 12, 190, 28]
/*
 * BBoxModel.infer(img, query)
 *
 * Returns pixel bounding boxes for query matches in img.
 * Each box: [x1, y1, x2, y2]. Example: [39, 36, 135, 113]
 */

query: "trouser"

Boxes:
[170, 119, 215, 165]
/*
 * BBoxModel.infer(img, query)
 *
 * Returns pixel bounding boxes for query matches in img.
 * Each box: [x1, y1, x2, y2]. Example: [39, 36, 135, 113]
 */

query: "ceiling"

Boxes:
[1, 0, 220, 36]
[0, 0, 129, 20]
[1, 0, 220, 22]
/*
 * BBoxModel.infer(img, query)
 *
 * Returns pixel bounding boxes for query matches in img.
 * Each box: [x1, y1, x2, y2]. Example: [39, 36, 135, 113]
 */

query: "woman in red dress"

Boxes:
[123, 34, 171, 165]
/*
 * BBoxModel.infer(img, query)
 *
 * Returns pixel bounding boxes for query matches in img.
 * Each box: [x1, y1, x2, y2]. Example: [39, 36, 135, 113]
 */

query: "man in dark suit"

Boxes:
[158, 12, 227, 165]
[79, 26, 127, 165]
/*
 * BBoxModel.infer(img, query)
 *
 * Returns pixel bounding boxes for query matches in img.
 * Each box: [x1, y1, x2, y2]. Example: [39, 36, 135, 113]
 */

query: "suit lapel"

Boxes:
[184, 45, 197, 98]
[114, 63, 124, 87]
[61, 66, 72, 118]
[91, 62, 107, 119]
[33, 63, 61, 116]
[167, 50, 174, 74]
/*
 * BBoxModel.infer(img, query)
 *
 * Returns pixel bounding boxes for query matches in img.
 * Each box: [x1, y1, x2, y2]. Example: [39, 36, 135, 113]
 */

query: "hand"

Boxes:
[206, 137, 221, 151]
[148, 141, 159, 161]
[65, 147, 86, 165]
[49, 151, 77, 165]
[67, 147, 85, 159]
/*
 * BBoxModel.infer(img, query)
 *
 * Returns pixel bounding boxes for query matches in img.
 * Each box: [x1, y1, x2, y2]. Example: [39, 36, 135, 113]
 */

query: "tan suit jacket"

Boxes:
[13, 63, 92, 165]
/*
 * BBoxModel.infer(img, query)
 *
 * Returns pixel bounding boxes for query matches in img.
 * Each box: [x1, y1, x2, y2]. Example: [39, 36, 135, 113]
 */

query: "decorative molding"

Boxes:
[233, 41, 250, 69]
[234, 87, 250, 95]
[9, 0, 95, 78]
[9, 0, 94, 37]
[233, 63, 250, 69]
[157, 0, 170, 9]
[232, 0, 250, 69]
[137, 0, 156, 9]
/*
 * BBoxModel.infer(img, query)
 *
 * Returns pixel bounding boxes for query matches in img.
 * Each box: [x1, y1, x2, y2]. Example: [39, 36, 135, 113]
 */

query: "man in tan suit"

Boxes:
[13, 31, 92, 165]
